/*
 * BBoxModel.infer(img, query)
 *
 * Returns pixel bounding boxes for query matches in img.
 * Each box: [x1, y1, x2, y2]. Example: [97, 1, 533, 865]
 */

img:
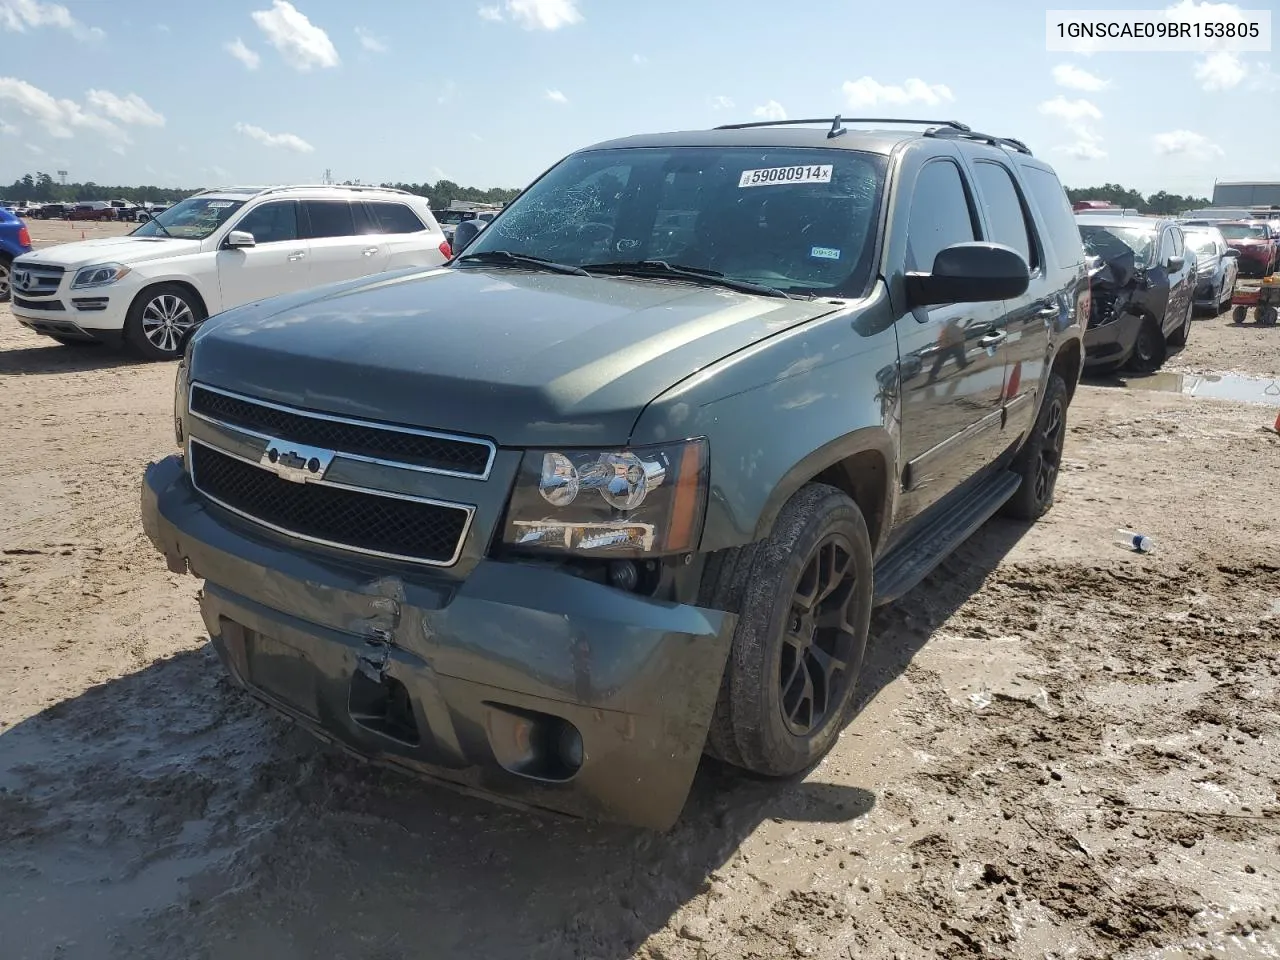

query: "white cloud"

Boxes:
[632, 53, 646, 64]
[155, 23, 169, 33]
[1052, 63, 1109, 92]
[251, 0, 339, 71]
[752, 100, 787, 121]
[225, 38, 261, 70]
[470, 132, 483, 142]
[1153, 129, 1225, 160]
[110, 144, 126, 156]
[709, 95, 734, 110]
[0, 118, 17, 135]
[86, 90, 165, 127]
[438, 80, 456, 104]
[234, 121, 314, 153]
[480, 0, 581, 29]
[842, 76, 954, 109]
[0, 0, 102, 40]
[1038, 95, 1106, 160]
[1193, 51, 1246, 90]
[26, 142, 42, 154]
[545, 88, 568, 104]
[355, 26, 386, 53]
[0, 76, 126, 142]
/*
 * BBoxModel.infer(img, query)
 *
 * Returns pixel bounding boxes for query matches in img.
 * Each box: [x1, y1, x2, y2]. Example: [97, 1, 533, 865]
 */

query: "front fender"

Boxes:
[629, 293, 902, 553]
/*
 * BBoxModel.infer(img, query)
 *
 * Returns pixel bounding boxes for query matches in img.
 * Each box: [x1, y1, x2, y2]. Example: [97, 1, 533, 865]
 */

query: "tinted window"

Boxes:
[367, 201, 426, 234]
[972, 161, 1036, 268]
[906, 160, 977, 272]
[465, 146, 888, 297]
[304, 200, 356, 239]
[1019, 164, 1084, 266]
[234, 201, 298, 244]
[1186, 233, 1219, 256]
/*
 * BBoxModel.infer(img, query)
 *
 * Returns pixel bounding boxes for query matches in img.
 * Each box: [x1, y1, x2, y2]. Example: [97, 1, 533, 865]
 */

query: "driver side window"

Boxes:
[234, 201, 299, 245]
[906, 160, 978, 273]
[1158, 230, 1175, 265]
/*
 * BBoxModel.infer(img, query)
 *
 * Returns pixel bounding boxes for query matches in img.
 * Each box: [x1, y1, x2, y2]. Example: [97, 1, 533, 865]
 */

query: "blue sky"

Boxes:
[1, 0, 1277, 195]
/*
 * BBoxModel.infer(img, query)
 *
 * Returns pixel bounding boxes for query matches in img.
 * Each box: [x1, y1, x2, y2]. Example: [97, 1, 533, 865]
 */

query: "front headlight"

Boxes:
[502, 439, 708, 556]
[173, 337, 194, 447]
[71, 262, 131, 289]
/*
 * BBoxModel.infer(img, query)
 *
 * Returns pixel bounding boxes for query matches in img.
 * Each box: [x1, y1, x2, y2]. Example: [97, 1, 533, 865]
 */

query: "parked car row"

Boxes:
[9, 184, 452, 358]
[135, 116, 1089, 829]
[1, 199, 178, 221]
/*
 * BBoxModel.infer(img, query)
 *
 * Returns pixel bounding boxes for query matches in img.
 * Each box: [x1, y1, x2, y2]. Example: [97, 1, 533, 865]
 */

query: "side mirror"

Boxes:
[1223, 247, 1241, 258]
[225, 230, 256, 249]
[452, 218, 483, 254]
[904, 242, 1030, 308]
[1166, 255, 1185, 272]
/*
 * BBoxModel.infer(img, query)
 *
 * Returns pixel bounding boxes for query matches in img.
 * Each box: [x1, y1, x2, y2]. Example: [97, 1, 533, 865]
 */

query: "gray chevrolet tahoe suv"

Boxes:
[142, 117, 1086, 830]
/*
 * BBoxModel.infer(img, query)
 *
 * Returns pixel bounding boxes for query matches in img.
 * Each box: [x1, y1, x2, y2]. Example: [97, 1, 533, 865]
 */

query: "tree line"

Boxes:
[1065, 183, 1211, 215]
[1, 171, 521, 210]
[4, 170, 1214, 217]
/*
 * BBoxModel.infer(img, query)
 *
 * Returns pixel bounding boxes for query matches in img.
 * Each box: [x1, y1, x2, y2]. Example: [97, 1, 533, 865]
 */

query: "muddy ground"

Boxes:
[1, 221, 1278, 959]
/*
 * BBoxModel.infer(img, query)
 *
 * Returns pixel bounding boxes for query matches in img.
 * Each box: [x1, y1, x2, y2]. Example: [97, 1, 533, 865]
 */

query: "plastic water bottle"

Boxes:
[1116, 529, 1154, 553]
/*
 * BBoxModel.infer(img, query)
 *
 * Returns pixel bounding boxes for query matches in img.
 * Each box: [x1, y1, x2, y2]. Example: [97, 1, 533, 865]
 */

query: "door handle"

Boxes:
[978, 330, 1008, 347]
[1037, 303, 1059, 317]
[361, 246, 379, 257]
[288, 251, 306, 261]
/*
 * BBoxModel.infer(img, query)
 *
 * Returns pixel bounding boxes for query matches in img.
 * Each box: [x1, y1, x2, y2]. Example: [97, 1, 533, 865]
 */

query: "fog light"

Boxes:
[485, 705, 583, 782]
[558, 724, 584, 771]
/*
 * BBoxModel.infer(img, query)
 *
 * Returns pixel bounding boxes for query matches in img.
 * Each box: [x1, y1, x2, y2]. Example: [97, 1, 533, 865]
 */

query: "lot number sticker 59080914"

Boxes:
[738, 165, 833, 188]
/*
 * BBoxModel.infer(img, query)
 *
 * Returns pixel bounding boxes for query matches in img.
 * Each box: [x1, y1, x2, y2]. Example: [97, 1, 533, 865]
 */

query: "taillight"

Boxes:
[18, 224, 31, 247]
[438, 240, 452, 259]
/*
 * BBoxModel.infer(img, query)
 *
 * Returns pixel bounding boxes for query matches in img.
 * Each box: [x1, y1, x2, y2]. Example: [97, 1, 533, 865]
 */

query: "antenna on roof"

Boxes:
[827, 115, 846, 139]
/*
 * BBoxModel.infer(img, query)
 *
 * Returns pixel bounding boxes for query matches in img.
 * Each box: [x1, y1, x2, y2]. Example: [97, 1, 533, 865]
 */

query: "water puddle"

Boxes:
[1121, 371, 1280, 408]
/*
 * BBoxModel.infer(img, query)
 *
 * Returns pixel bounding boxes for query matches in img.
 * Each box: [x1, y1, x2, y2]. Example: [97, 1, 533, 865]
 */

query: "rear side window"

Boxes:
[304, 200, 356, 239]
[366, 201, 427, 234]
[906, 159, 977, 272]
[1019, 165, 1084, 267]
[971, 161, 1037, 269]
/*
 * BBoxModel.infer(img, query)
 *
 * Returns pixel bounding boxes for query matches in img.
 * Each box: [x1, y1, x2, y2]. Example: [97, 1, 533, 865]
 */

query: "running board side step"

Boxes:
[871, 470, 1022, 606]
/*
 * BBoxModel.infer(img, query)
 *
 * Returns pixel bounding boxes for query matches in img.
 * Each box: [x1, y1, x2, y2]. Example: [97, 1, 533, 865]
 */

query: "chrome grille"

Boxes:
[189, 383, 494, 479]
[189, 440, 472, 566]
[11, 262, 65, 299]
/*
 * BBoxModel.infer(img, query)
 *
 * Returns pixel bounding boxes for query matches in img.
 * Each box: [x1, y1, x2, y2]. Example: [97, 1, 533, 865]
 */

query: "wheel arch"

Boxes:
[1049, 337, 1083, 405]
[128, 278, 210, 321]
[751, 427, 896, 556]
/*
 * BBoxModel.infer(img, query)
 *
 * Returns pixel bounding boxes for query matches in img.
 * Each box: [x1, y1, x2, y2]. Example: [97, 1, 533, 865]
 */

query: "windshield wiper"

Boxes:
[140, 211, 172, 239]
[454, 249, 589, 277]
[582, 260, 797, 299]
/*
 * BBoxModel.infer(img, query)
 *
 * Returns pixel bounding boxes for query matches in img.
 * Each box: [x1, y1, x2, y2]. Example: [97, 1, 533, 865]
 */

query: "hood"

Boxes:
[18, 235, 201, 267]
[190, 266, 841, 446]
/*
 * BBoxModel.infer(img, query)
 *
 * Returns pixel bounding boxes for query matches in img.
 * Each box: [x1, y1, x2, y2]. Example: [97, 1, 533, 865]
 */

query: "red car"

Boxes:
[66, 202, 118, 222]
[1217, 221, 1277, 278]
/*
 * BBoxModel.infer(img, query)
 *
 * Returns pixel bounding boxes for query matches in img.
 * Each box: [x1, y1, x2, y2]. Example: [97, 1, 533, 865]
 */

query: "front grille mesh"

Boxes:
[190, 442, 469, 564]
[190, 385, 492, 477]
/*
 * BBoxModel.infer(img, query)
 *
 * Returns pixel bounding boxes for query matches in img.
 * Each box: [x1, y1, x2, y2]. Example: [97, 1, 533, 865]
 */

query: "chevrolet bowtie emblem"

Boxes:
[259, 439, 336, 483]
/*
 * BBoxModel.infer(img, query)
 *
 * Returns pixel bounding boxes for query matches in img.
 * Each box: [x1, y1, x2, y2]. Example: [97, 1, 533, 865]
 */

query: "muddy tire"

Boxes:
[1001, 373, 1069, 522]
[123, 284, 205, 361]
[1232, 306, 1249, 324]
[1127, 314, 1166, 372]
[701, 484, 873, 776]
[1166, 298, 1193, 347]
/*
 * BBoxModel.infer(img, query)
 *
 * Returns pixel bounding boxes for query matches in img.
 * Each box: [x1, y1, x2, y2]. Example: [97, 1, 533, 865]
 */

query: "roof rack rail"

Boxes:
[924, 126, 1034, 156]
[715, 116, 971, 136]
[195, 184, 413, 199]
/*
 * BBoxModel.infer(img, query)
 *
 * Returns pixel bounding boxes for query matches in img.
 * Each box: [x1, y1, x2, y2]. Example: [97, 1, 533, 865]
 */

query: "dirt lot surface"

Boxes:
[2, 220, 1278, 959]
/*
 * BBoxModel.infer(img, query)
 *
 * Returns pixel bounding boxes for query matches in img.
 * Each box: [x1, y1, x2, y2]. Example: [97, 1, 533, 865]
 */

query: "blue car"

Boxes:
[0, 206, 33, 303]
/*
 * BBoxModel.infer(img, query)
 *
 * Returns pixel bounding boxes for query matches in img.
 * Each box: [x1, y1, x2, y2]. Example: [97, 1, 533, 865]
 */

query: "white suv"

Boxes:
[9, 185, 452, 359]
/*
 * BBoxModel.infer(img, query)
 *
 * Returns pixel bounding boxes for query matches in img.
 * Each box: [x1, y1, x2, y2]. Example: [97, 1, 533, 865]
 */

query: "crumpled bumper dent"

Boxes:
[141, 454, 735, 830]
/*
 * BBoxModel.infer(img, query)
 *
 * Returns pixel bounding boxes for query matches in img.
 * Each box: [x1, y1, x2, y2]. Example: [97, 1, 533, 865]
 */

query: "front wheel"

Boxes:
[702, 484, 874, 776]
[123, 284, 205, 360]
[1127, 315, 1166, 372]
[1002, 373, 1069, 521]
[0, 255, 11, 303]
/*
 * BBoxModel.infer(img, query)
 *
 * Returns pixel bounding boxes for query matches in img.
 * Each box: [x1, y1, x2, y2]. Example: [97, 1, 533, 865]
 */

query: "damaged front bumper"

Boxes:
[1083, 309, 1143, 369]
[141, 455, 735, 830]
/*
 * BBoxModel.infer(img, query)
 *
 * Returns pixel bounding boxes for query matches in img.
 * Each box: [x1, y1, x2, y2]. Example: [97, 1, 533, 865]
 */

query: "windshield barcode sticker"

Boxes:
[738, 165, 833, 188]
